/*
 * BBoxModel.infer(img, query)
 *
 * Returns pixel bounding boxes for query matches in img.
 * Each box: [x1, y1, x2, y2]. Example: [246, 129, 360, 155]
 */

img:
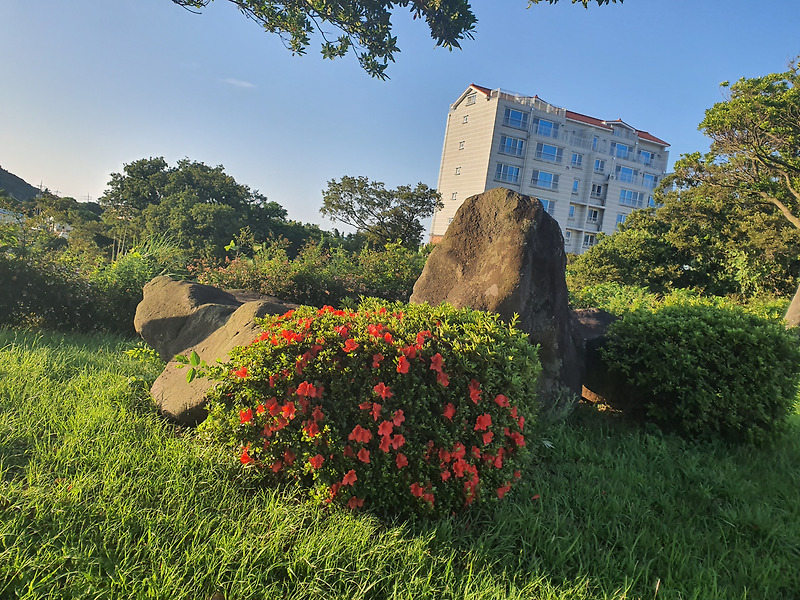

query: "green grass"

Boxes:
[1, 329, 798, 599]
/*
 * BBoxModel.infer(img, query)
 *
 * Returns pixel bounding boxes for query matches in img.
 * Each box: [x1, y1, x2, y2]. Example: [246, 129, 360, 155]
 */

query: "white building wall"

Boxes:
[432, 86, 670, 253]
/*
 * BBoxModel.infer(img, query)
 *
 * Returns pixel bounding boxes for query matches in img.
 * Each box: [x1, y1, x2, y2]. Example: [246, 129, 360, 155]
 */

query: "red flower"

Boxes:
[441, 470, 451, 482]
[334, 325, 350, 338]
[304, 421, 320, 438]
[359, 401, 372, 411]
[274, 415, 288, 430]
[514, 470, 522, 479]
[372, 353, 384, 368]
[511, 432, 526, 447]
[452, 459, 466, 477]
[368, 323, 384, 337]
[494, 394, 510, 408]
[271, 460, 283, 473]
[439, 448, 452, 463]
[452, 442, 466, 459]
[415, 330, 432, 346]
[343, 445, 354, 458]
[297, 381, 315, 397]
[497, 482, 512, 500]
[348, 424, 372, 444]
[510, 406, 518, 419]
[378, 421, 394, 437]
[343, 339, 359, 353]
[342, 469, 357, 486]
[232, 366, 248, 378]
[347, 496, 364, 509]
[443, 403, 456, 421]
[309, 454, 324, 470]
[383, 332, 394, 344]
[395, 453, 408, 468]
[312, 406, 324, 422]
[379, 435, 391, 453]
[437, 371, 450, 387]
[240, 447, 254, 465]
[281, 402, 297, 420]
[471, 446, 481, 459]
[468, 379, 481, 404]
[372, 381, 394, 400]
[256, 403, 265, 415]
[371, 402, 383, 421]
[482, 431, 494, 446]
[397, 356, 411, 374]
[284, 449, 296, 465]
[239, 407, 253, 424]
[392, 410, 405, 427]
[493, 453, 503, 469]
[474, 413, 492, 431]
[410, 482, 425, 497]
[429, 353, 444, 372]
[391, 434, 406, 450]
[423, 491, 435, 506]
[532, 494, 541, 501]
[401, 345, 417, 359]
[518, 416, 525, 431]
[357, 448, 370, 463]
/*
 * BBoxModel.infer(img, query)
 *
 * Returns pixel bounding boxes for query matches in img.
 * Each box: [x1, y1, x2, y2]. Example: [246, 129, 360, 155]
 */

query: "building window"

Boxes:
[571, 153, 583, 168]
[610, 142, 632, 159]
[572, 179, 580, 194]
[612, 127, 622, 137]
[564, 230, 572, 244]
[619, 189, 644, 207]
[503, 108, 529, 130]
[582, 233, 596, 249]
[495, 163, 520, 184]
[642, 173, 658, 188]
[594, 159, 605, 173]
[592, 136, 599, 151]
[568, 205, 576, 220]
[459, 141, 465, 150]
[451, 192, 458, 201]
[466, 93, 477, 105]
[586, 209, 600, 224]
[531, 170, 559, 190]
[499, 135, 525, 156]
[615, 214, 627, 229]
[462, 115, 469, 124]
[591, 183, 604, 198]
[539, 199, 555, 215]
[616, 165, 637, 183]
[533, 117, 560, 138]
[535, 142, 563, 163]
[638, 149, 654, 166]
[455, 167, 461, 175]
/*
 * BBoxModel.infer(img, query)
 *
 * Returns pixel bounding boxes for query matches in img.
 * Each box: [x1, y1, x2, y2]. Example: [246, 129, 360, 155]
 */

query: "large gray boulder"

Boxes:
[785, 283, 800, 328]
[410, 187, 582, 417]
[135, 276, 297, 426]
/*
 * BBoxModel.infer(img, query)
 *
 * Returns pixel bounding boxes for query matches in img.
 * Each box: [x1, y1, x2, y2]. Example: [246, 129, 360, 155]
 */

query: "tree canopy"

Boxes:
[320, 175, 441, 248]
[171, 0, 619, 78]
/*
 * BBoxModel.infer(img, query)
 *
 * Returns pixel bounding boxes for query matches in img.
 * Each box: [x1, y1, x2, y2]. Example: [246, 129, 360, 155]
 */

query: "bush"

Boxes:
[600, 303, 800, 444]
[190, 240, 428, 306]
[198, 299, 541, 518]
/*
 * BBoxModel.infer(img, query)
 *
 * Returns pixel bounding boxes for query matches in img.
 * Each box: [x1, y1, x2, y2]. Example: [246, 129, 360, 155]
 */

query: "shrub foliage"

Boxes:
[199, 299, 541, 518]
[601, 303, 800, 443]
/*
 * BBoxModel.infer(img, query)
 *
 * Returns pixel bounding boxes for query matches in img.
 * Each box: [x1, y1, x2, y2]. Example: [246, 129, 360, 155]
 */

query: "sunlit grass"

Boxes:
[1, 329, 798, 599]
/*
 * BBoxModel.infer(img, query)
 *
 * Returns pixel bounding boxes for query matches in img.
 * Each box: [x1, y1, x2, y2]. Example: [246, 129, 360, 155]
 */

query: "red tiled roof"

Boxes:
[565, 110, 610, 130]
[469, 83, 493, 96]
[635, 130, 670, 146]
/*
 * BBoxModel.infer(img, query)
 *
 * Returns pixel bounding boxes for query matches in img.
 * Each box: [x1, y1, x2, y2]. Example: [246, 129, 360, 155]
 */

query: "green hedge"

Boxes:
[601, 303, 800, 444]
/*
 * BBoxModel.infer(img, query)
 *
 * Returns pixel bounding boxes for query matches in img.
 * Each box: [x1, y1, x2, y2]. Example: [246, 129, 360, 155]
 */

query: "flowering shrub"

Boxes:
[199, 299, 541, 518]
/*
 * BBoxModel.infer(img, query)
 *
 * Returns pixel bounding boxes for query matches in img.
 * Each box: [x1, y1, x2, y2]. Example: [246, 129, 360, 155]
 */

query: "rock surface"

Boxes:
[410, 187, 582, 417]
[135, 276, 297, 425]
[572, 308, 619, 405]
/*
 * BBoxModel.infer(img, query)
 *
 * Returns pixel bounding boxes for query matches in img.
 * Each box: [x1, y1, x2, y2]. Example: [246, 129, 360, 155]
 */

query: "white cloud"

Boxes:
[220, 78, 256, 89]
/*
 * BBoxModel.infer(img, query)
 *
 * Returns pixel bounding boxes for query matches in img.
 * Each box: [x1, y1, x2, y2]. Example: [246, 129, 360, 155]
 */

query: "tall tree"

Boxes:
[171, 0, 619, 78]
[671, 58, 800, 319]
[320, 175, 442, 249]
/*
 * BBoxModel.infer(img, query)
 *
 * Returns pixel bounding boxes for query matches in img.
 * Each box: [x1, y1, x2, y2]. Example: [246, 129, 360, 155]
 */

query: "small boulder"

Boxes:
[410, 187, 582, 417]
[135, 276, 297, 426]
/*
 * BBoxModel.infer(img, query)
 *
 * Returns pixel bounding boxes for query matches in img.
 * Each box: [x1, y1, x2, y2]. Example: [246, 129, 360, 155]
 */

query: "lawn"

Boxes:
[1, 329, 798, 599]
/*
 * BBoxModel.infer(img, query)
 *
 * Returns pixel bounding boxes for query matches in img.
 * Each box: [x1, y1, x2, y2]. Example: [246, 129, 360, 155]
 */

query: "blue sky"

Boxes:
[1, 0, 798, 230]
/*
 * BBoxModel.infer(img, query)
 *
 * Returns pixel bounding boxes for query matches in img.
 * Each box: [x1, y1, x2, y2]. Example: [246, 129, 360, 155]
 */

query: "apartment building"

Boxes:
[430, 84, 670, 253]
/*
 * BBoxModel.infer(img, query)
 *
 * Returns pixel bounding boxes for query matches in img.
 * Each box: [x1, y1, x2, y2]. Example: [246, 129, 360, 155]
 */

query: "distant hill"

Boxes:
[0, 166, 40, 202]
